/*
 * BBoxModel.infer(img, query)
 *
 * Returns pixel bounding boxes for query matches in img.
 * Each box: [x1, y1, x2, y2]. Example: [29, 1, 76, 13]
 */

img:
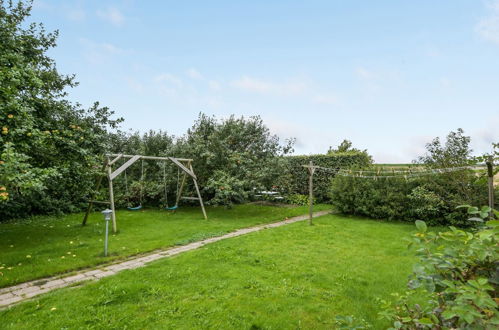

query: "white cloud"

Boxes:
[208, 80, 221, 91]
[439, 77, 451, 88]
[126, 77, 144, 93]
[231, 76, 308, 95]
[154, 73, 183, 88]
[312, 94, 337, 105]
[80, 39, 127, 64]
[476, 0, 499, 44]
[186, 68, 204, 80]
[66, 8, 86, 22]
[97, 7, 125, 27]
[424, 46, 442, 58]
[355, 66, 373, 80]
[471, 116, 499, 154]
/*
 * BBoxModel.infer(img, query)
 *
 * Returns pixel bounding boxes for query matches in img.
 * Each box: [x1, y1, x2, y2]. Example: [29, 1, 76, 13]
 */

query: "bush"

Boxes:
[278, 153, 372, 203]
[330, 129, 493, 226]
[285, 194, 310, 206]
[379, 209, 499, 329]
[330, 173, 488, 226]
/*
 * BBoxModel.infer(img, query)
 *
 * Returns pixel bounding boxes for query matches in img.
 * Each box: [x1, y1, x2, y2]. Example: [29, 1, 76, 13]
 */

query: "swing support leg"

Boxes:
[82, 159, 108, 226]
[108, 162, 117, 233]
[175, 168, 188, 207]
[193, 177, 207, 220]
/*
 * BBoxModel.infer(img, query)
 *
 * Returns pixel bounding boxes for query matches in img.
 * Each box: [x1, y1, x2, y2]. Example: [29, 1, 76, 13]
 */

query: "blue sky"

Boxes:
[29, 0, 499, 162]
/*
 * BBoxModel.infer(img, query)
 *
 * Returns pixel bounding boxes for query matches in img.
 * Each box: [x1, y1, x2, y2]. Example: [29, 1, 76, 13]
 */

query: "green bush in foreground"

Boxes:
[379, 207, 499, 329]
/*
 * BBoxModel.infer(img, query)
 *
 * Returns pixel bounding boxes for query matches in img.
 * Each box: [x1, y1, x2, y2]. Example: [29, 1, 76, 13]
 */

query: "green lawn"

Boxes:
[0, 204, 330, 288]
[1, 214, 417, 329]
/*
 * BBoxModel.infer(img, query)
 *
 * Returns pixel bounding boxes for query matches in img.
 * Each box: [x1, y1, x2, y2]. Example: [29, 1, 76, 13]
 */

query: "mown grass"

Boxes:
[1, 214, 417, 329]
[0, 204, 330, 288]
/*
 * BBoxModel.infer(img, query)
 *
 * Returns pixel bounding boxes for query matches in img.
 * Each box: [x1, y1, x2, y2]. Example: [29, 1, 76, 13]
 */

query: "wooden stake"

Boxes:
[307, 161, 316, 225]
[107, 159, 117, 233]
[82, 159, 108, 226]
[486, 157, 495, 219]
[175, 160, 189, 207]
[190, 163, 208, 220]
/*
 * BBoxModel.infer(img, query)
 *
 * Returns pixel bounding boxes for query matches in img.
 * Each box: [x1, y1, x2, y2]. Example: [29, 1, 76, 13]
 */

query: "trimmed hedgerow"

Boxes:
[277, 152, 372, 202]
[330, 171, 492, 226]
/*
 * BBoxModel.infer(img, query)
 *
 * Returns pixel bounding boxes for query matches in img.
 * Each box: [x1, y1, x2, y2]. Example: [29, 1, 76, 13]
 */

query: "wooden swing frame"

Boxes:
[82, 153, 207, 233]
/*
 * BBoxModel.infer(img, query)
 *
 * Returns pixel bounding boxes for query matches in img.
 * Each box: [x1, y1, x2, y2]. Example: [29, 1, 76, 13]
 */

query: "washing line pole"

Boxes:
[302, 161, 317, 226]
[486, 157, 495, 219]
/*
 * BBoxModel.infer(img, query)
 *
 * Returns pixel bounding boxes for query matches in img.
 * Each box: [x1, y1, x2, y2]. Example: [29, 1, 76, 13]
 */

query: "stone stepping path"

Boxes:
[0, 210, 330, 309]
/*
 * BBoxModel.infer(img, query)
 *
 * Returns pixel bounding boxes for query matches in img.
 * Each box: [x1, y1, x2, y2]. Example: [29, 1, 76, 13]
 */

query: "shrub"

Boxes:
[330, 173, 488, 226]
[330, 129, 492, 226]
[379, 208, 499, 329]
[279, 153, 372, 203]
[284, 194, 310, 206]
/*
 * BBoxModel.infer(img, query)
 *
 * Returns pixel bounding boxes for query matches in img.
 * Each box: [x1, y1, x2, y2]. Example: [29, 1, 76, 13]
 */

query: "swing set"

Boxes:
[82, 154, 207, 233]
[123, 159, 181, 211]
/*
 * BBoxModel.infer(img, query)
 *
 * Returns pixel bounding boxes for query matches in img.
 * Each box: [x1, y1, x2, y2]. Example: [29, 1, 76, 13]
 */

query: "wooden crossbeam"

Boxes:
[181, 196, 200, 201]
[107, 154, 193, 162]
[169, 157, 196, 179]
[110, 155, 140, 181]
[109, 154, 123, 166]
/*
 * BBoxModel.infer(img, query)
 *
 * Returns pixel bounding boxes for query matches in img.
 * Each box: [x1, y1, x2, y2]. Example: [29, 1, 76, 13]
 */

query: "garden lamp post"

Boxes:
[101, 209, 113, 256]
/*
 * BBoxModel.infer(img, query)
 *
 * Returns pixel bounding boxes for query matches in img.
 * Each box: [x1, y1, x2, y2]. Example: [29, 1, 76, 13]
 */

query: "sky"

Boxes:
[27, 0, 499, 162]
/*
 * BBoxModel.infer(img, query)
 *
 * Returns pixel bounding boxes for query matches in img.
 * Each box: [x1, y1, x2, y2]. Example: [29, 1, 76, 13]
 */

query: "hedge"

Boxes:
[330, 171, 494, 226]
[277, 152, 372, 202]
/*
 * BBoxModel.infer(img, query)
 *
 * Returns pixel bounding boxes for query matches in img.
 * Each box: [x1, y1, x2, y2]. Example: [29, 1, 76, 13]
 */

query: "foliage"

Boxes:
[204, 170, 249, 207]
[285, 193, 310, 206]
[417, 128, 472, 167]
[280, 153, 372, 203]
[330, 130, 491, 226]
[379, 207, 499, 329]
[328, 139, 373, 162]
[110, 114, 294, 208]
[0, 1, 121, 220]
[335, 315, 372, 329]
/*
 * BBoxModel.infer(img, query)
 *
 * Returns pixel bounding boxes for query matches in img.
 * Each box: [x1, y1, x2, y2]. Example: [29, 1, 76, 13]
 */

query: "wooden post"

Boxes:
[175, 160, 189, 207]
[486, 157, 495, 218]
[107, 159, 117, 233]
[308, 161, 316, 225]
[190, 163, 208, 220]
[82, 160, 107, 226]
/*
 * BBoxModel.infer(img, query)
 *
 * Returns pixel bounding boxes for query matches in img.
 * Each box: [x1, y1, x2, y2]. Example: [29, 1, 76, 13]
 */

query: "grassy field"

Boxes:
[0, 204, 330, 288]
[0, 214, 417, 329]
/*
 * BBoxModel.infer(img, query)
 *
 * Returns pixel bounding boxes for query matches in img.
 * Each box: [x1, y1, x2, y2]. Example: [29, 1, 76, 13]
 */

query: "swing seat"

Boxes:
[165, 205, 178, 211]
[127, 205, 142, 211]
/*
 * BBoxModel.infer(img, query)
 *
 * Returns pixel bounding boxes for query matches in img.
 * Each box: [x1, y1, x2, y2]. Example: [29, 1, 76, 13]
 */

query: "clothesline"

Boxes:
[307, 164, 486, 179]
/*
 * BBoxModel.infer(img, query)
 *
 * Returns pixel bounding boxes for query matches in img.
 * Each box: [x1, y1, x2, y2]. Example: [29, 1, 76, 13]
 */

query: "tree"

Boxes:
[0, 1, 121, 219]
[327, 139, 372, 163]
[175, 113, 294, 207]
[417, 128, 472, 167]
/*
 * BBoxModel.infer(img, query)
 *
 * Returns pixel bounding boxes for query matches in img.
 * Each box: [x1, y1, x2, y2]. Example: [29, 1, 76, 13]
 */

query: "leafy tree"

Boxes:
[175, 113, 294, 207]
[329, 139, 354, 153]
[0, 1, 121, 219]
[328, 139, 373, 163]
[417, 128, 472, 167]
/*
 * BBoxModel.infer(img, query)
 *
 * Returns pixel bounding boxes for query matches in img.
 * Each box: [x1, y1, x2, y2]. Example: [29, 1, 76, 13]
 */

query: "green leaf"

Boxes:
[415, 220, 427, 233]
[417, 318, 433, 325]
[486, 220, 499, 228]
[481, 206, 492, 213]
[441, 310, 456, 319]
